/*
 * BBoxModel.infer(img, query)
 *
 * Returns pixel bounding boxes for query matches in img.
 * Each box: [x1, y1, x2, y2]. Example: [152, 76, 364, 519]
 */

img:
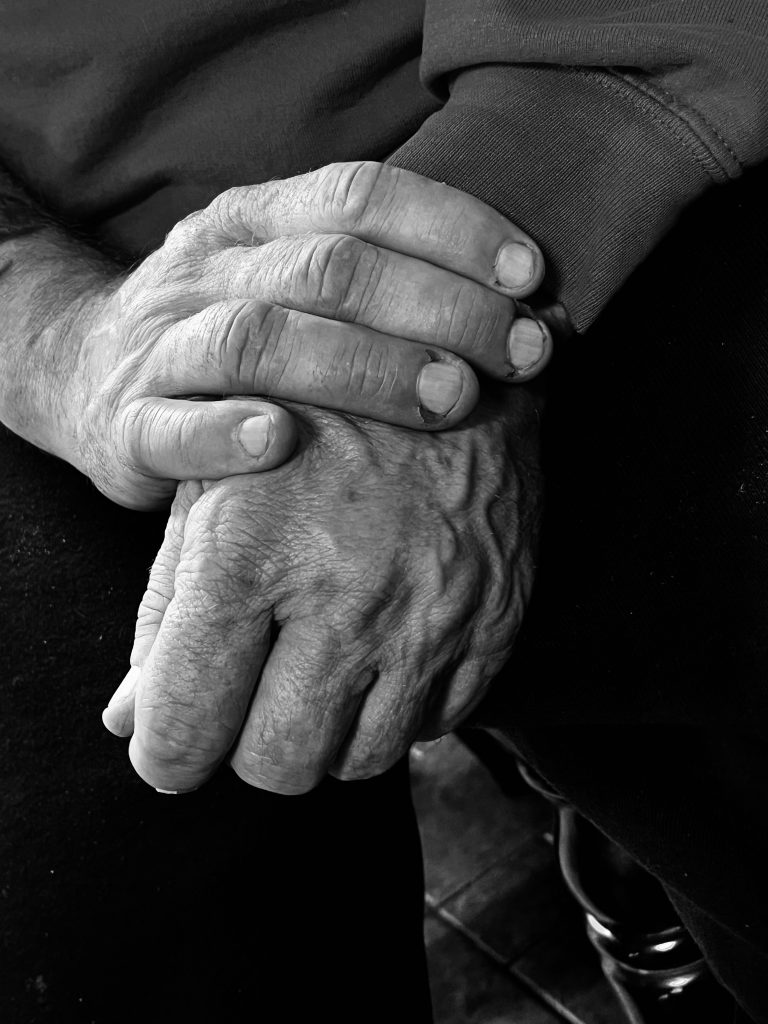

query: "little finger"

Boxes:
[230, 618, 377, 795]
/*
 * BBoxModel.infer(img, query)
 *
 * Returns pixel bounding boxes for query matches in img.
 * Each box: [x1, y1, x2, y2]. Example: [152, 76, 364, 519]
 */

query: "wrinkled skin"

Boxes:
[104, 386, 541, 794]
[60, 161, 549, 510]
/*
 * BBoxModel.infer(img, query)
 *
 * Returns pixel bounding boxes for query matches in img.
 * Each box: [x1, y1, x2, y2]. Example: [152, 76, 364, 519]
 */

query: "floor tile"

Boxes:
[411, 737, 552, 903]
[425, 914, 564, 1024]
[440, 835, 575, 963]
[415, 736, 626, 1024]
[514, 917, 625, 1024]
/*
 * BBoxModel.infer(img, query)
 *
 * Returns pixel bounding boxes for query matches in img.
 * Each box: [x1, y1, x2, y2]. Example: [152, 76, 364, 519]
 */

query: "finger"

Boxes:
[229, 618, 376, 795]
[416, 657, 498, 741]
[154, 299, 480, 430]
[328, 667, 434, 782]
[118, 397, 298, 482]
[128, 507, 274, 793]
[101, 483, 201, 738]
[101, 666, 142, 739]
[202, 233, 550, 381]
[204, 162, 545, 298]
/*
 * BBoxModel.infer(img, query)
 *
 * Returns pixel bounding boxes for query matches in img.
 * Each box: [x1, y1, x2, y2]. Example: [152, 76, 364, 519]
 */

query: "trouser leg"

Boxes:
[475, 167, 768, 1021]
[0, 427, 430, 1024]
[496, 727, 768, 1023]
[1, 750, 430, 1024]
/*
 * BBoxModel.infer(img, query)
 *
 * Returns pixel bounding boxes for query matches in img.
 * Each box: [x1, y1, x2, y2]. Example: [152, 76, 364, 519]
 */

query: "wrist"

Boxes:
[0, 226, 118, 463]
[44, 281, 117, 468]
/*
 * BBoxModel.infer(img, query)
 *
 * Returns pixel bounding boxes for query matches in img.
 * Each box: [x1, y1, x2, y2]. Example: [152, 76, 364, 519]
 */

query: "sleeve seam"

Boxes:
[590, 66, 743, 183]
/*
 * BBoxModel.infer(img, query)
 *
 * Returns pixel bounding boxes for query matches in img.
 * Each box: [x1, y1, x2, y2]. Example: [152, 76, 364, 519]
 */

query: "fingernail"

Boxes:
[238, 414, 271, 458]
[155, 788, 180, 795]
[417, 362, 463, 416]
[107, 665, 141, 708]
[495, 242, 536, 290]
[507, 318, 545, 374]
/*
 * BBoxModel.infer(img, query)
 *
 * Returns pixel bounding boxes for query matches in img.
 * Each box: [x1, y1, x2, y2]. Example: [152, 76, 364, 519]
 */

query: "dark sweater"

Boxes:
[1, 0, 767, 330]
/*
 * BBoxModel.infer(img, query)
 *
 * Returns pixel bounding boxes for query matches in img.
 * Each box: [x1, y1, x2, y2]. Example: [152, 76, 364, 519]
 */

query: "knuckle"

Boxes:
[299, 233, 383, 320]
[137, 712, 217, 773]
[140, 574, 174, 613]
[134, 600, 165, 639]
[330, 334, 397, 404]
[173, 563, 241, 618]
[164, 208, 207, 256]
[171, 184, 269, 253]
[441, 282, 503, 354]
[313, 160, 392, 233]
[119, 397, 199, 478]
[118, 400, 156, 469]
[206, 184, 251, 227]
[210, 300, 292, 390]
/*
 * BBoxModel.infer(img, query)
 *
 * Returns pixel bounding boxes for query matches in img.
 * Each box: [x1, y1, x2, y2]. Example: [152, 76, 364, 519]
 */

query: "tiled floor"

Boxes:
[410, 735, 625, 1024]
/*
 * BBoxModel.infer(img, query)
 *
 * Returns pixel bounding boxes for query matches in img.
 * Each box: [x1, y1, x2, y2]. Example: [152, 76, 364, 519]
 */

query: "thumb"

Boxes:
[119, 397, 297, 483]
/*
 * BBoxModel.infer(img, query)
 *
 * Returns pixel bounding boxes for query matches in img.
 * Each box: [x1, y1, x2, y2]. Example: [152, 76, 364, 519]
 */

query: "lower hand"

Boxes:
[103, 388, 541, 794]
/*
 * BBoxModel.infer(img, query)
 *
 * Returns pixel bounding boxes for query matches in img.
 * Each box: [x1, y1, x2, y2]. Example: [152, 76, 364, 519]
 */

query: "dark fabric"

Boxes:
[390, 62, 728, 331]
[0, 0, 438, 261]
[478, 163, 768, 731]
[4, 2, 768, 329]
[502, 726, 768, 1023]
[3, 1, 768, 1020]
[0, 360, 429, 1024]
[477, 164, 768, 1020]
[408, 0, 768, 328]
[0, 601, 429, 1024]
[0, 385, 428, 1023]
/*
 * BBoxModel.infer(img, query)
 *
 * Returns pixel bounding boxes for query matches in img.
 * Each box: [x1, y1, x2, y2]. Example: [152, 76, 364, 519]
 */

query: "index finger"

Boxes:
[207, 162, 545, 298]
[127, 499, 272, 794]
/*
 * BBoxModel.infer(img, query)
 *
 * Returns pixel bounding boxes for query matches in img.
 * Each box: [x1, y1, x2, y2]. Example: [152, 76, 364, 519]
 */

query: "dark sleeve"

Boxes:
[388, 0, 768, 331]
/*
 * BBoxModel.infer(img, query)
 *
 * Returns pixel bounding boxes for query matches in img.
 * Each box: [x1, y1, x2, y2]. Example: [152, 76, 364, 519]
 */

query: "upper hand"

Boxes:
[103, 390, 541, 793]
[62, 161, 549, 508]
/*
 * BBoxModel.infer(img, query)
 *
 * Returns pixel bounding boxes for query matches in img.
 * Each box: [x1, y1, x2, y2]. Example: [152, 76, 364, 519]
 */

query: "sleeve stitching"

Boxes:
[587, 66, 743, 182]
[611, 68, 744, 174]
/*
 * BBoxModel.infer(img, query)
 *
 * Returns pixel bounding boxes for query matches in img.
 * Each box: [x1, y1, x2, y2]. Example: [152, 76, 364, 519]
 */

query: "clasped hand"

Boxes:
[104, 392, 541, 794]
[99, 162, 553, 793]
[68, 161, 549, 508]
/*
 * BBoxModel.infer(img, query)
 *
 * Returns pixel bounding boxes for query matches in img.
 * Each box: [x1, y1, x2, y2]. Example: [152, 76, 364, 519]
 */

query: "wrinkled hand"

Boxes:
[63, 161, 549, 508]
[103, 390, 541, 794]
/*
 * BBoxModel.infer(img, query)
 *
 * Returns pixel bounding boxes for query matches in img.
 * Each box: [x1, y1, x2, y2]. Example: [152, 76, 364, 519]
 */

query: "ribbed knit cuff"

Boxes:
[388, 63, 729, 332]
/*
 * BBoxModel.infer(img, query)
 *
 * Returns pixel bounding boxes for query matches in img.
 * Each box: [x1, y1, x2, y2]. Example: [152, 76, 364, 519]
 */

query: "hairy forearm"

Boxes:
[0, 165, 118, 457]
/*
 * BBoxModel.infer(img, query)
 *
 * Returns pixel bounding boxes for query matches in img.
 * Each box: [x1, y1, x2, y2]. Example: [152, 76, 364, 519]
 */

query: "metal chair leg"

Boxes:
[517, 759, 734, 1024]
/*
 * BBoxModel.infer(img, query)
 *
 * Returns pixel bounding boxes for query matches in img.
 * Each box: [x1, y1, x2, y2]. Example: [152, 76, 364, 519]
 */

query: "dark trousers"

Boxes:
[0, 695, 429, 1023]
[2, 166, 768, 1021]
[0, 403, 429, 1023]
[484, 162, 768, 1021]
